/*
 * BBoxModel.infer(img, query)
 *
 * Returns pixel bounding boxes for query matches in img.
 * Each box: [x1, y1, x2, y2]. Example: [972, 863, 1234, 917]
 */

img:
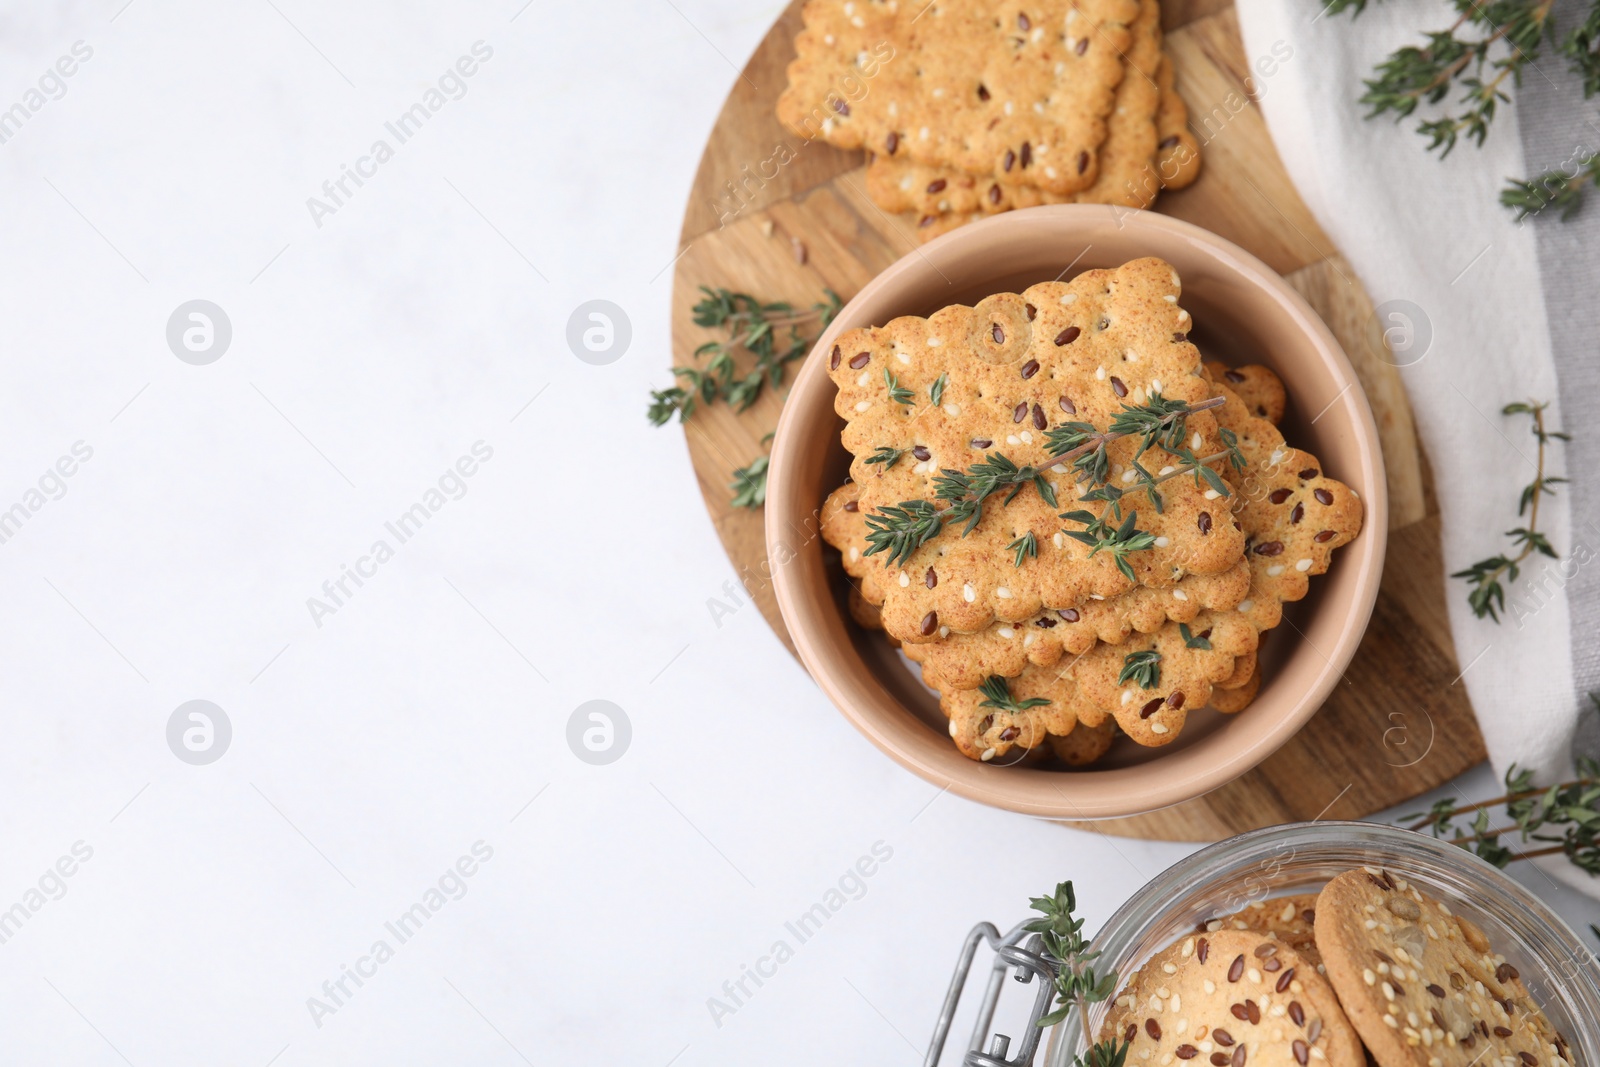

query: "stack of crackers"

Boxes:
[776, 0, 1201, 241]
[1105, 867, 1575, 1067]
[819, 258, 1363, 767]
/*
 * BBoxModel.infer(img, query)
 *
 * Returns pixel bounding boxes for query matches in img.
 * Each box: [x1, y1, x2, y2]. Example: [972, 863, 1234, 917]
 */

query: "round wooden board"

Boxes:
[669, 0, 1486, 841]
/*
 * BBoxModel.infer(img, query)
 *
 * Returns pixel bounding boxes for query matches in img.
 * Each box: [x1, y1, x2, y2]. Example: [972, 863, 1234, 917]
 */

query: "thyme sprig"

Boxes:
[865, 445, 907, 470]
[1118, 649, 1162, 689]
[863, 500, 945, 568]
[648, 286, 841, 425]
[1026, 881, 1130, 1067]
[1403, 755, 1600, 874]
[978, 676, 1052, 715]
[1043, 395, 1225, 494]
[1179, 623, 1212, 650]
[884, 368, 915, 408]
[1346, 0, 1554, 157]
[1328, 0, 1600, 220]
[1502, 152, 1600, 220]
[861, 395, 1231, 569]
[1060, 509, 1157, 581]
[1451, 400, 1567, 621]
[729, 455, 769, 509]
[729, 431, 777, 510]
[1009, 531, 1039, 568]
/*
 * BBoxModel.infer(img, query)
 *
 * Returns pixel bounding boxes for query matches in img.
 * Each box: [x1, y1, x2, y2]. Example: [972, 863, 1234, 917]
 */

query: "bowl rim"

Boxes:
[766, 205, 1389, 820]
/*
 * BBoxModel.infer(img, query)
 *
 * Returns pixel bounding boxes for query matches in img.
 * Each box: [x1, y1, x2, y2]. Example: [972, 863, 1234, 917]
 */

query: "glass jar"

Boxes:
[1044, 821, 1600, 1066]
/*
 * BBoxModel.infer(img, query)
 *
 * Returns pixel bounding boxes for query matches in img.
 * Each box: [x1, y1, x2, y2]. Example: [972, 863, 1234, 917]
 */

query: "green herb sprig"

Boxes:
[861, 394, 1232, 570]
[884, 368, 915, 408]
[729, 455, 769, 509]
[1009, 531, 1039, 568]
[1503, 152, 1600, 220]
[863, 452, 1064, 565]
[1326, 0, 1600, 220]
[1451, 400, 1567, 621]
[978, 676, 1052, 715]
[648, 286, 841, 426]
[865, 445, 907, 470]
[1026, 881, 1130, 1067]
[1404, 752, 1600, 874]
[1118, 649, 1162, 689]
[1060, 509, 1157, 581]
[862, 500, 945, 568]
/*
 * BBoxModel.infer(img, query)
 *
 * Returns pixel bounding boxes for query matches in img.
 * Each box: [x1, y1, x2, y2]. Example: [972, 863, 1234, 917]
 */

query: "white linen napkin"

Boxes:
[1233, 0, 1599, 893]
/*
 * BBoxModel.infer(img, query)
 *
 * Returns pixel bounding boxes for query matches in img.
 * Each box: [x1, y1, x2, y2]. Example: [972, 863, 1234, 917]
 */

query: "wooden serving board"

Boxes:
[669, 0, 1486, 841]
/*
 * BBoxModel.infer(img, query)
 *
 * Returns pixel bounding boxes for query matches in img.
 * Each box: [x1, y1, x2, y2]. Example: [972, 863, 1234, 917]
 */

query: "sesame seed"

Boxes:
[1296, 559, 1313, 572]
[1238, 599, 1254, 612]
[855, 401, 871, 412]
[1204, 489, 1221, 500]
[899, 573, 910, 587]
[996, 587, 1012, 598]
[998, 626, 1015, 638]
[943, 403, 961, 416]
[980, 748, 995, 761]
[1151, 723, 1169, 734]
[1155, 536, 1170, 547]
[963, 583, 976, 602]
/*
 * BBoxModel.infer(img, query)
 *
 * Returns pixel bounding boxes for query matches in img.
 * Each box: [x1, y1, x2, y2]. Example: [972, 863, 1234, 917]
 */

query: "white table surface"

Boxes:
[0, 1, 1593, 1063]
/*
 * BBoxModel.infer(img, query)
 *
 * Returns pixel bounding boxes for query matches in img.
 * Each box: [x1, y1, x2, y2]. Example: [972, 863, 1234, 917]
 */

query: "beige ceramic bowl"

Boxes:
[766, 206, 1387, 820]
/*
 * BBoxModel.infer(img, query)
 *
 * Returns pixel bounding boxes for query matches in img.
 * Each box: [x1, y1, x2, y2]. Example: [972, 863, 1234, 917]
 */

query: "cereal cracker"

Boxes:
[828, 258, 1246, 645]
[1313, 867, 1574, 1067]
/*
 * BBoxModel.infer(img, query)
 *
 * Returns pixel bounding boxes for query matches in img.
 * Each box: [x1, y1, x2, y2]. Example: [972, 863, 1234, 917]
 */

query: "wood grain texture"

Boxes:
[668, 0, 1485, 840]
